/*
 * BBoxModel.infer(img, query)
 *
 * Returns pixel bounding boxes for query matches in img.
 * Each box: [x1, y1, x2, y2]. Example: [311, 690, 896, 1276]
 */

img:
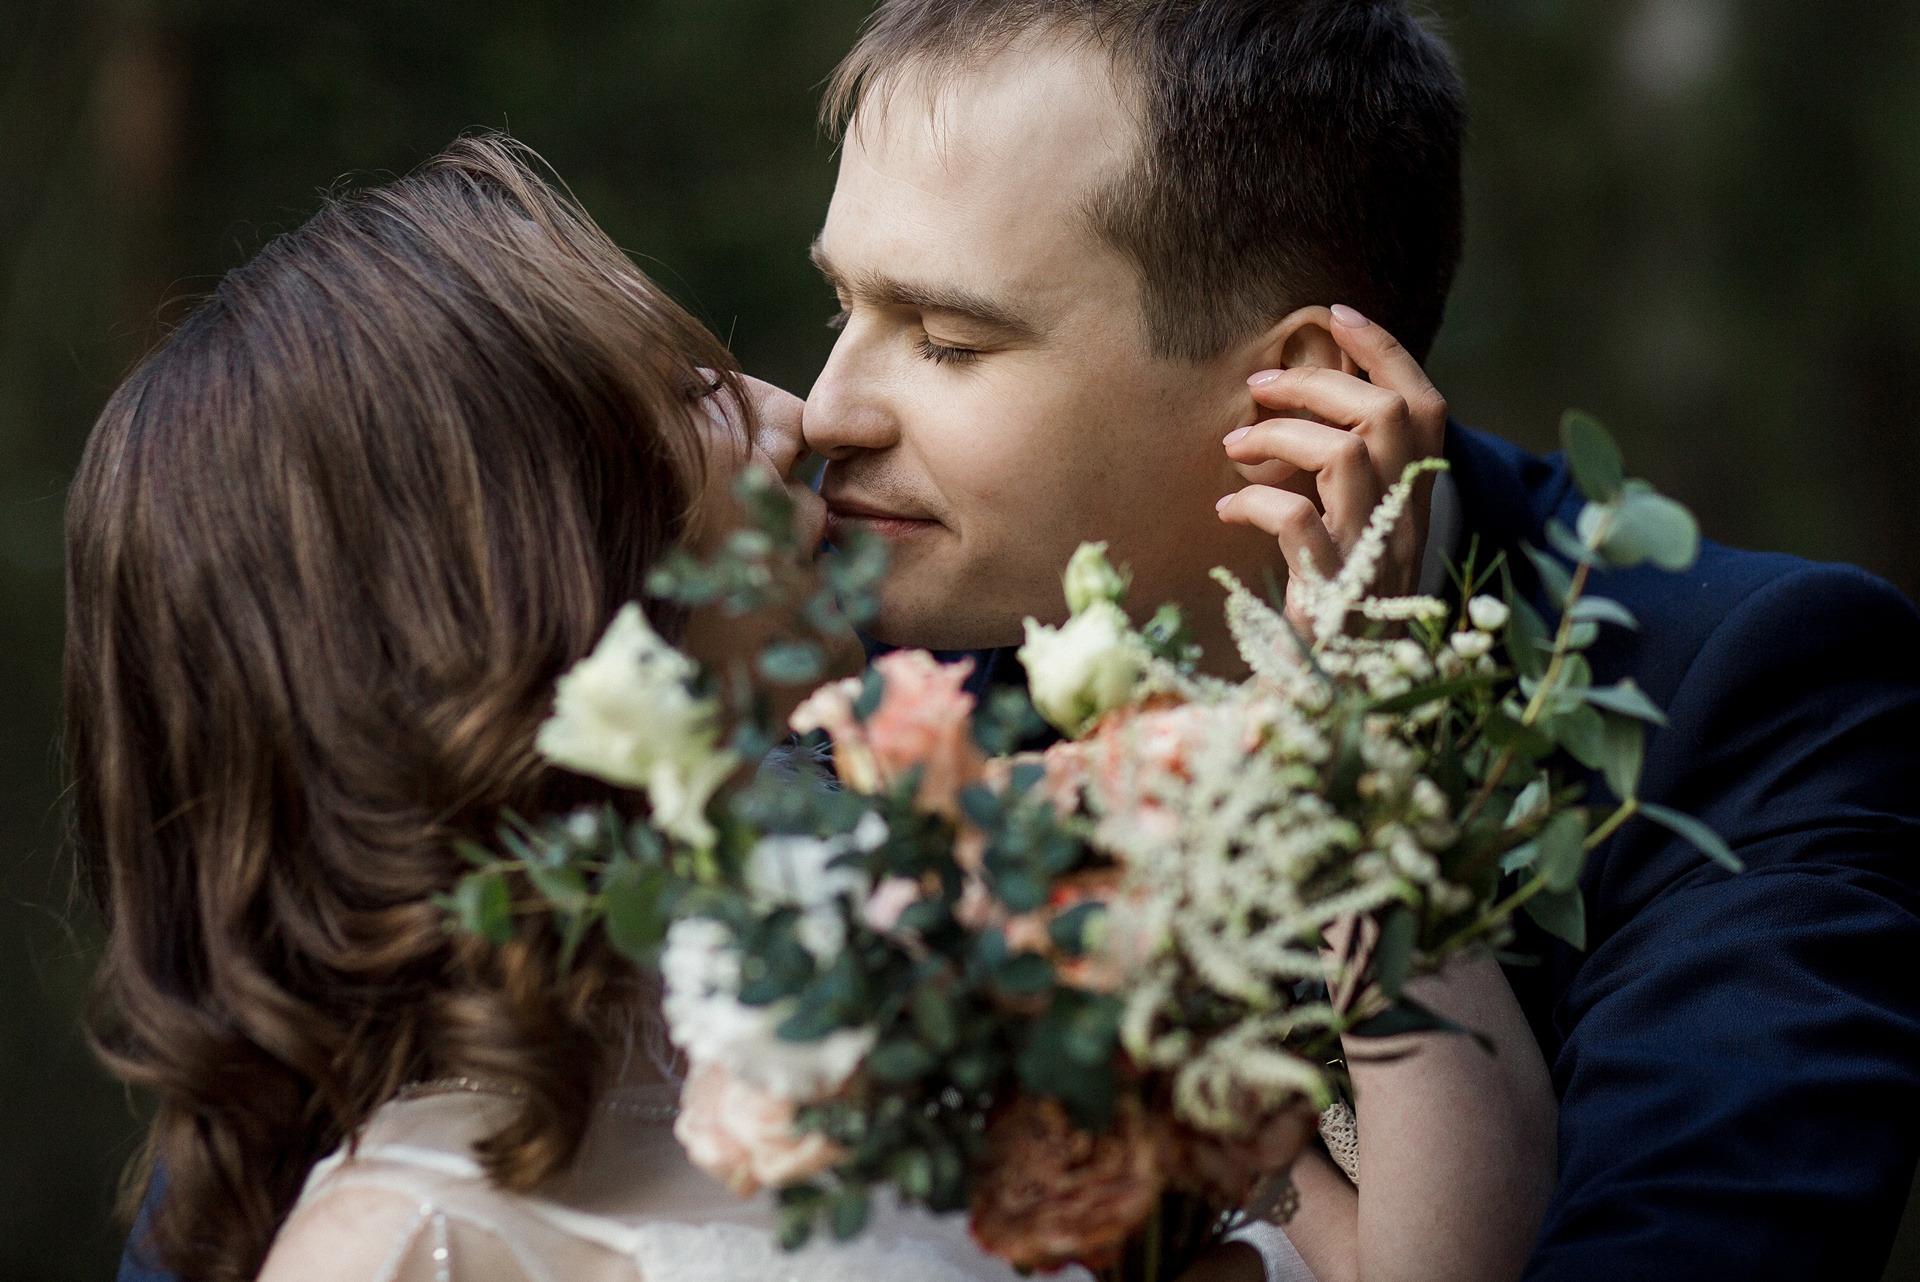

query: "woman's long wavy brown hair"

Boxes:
[66, 135, 743, 1282]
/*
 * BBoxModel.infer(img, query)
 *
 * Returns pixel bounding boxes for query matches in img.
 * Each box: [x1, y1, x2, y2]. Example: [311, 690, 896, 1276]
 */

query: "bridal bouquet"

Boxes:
[448, 414, 1735, 1278]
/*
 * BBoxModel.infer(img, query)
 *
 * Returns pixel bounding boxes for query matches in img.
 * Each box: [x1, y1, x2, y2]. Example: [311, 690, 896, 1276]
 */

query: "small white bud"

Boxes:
[1450, 630, 1495, 660]
[1468, 596, 1511, 633]
[1062, 542, 1131, 614]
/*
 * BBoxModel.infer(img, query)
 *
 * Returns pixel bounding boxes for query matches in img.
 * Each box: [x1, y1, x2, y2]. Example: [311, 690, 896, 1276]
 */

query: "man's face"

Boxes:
[804, 36, 1277, 652]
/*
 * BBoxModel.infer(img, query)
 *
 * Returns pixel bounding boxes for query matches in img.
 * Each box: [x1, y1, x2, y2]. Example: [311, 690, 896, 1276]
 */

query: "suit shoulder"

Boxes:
[1690, 553, 1919, 667]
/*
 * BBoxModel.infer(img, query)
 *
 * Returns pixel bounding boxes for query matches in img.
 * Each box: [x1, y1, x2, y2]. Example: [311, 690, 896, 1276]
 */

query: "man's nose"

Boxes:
[803, 332, 900, 461]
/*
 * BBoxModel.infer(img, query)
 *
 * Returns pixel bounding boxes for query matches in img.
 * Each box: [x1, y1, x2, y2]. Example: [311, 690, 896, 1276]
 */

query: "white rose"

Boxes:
[1062, 541, 1130, 614]
[744, 826, 885, 962]
[1467, 595, 1511, 633]
[536, 604, 736, 846]
[660, 917, 875, 1102]
[1019, 601, 1149, 738]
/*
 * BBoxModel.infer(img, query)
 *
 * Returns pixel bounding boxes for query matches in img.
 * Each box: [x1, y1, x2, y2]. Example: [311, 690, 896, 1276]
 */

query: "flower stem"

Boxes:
[1585, 797, 1639, 849]
[1461, 547, 1599, 827]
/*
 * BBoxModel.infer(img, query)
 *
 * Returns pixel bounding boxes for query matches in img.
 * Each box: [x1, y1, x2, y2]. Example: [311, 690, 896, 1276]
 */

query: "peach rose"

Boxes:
[969, 1096, 1165, 1273]
[790, 676, 881, 794]
[673, 1061, 844, 1197]
[789, 652, 983, 817]
[865, 650, 983, 817]
[862, 875, 924, 933]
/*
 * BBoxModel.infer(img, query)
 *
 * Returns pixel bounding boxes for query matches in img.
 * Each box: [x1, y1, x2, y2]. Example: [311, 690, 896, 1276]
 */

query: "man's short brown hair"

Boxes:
[825, 0, 1467, 362]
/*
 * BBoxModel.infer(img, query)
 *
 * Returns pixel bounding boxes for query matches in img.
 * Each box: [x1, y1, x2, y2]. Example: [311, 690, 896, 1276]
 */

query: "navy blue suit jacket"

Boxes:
[119, 425, 1920, 1281]
[1442, 424, 1920, 1279]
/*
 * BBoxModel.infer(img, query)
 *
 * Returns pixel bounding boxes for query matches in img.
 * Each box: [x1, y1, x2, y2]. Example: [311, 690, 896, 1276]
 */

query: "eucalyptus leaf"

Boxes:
[1374, 904, 1416, 998]
[1566, 619, 1600, 650]
[911, 986, 960, 1052]
[1505, 776, 1551, 830]
[1505, 593, 1551, 680]
[854, 667, 886, 720]
[451, 870, 514, 944]
[1555, 702, 1607, 770]
[1545, 518, 1593, 566]
[1522, 543, 1575, 608]
[524, 860, 590, 914]
[895, 1149, 935, 1203]
[1561, 410, 1625, 503]
[995, 952, 1055, 996]
[1536, 810, 1588, 892]
[1525, 885, 1587, 950]
[992, 870, 1046, 913]
[866, 1038, 937, 1083]
[1569, 595, 1640, 630]
[1641, 802, 1745, 872]
[1600, 490, 1700, 572]
[1366, 672, 1501, 714]
[601, 864, 666, 959]
[777, 1205, 815, 1251]
[1583, 678, 1670, 726]
[1484, 710, 1554, 760]
[1499, 840, 1540, 874]
[1599, 715, 1645, 802]
[1048, 902, 1106, 957]
[958, 784, 1001, 830]
[758, 641, 825, 686]
[830, 1186, 871, 1241]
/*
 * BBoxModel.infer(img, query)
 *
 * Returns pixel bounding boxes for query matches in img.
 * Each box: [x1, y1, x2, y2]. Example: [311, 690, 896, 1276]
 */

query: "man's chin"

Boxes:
[864, 585, 1027, 655]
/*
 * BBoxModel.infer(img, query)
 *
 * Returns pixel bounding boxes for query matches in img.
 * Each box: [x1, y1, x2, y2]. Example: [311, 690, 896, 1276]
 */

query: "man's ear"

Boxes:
[1247, 306, 1360, 377]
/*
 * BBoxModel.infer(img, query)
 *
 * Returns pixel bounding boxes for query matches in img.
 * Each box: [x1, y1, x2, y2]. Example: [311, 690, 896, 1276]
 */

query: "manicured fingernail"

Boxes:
[1331, 304, 1369, 328]
[1215, 493, 1233, 512]
[1223, 426, 1250, 446]
[1248, 369, 1283, 387]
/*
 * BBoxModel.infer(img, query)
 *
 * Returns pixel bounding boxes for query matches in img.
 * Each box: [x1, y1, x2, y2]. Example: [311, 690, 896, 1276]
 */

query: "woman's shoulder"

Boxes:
[261, 1097, 632, 1282]
[261, 1184, 460, 1282]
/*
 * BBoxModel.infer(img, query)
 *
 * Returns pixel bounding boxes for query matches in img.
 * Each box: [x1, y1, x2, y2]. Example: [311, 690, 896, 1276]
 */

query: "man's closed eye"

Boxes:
[915, 333, 982, 366]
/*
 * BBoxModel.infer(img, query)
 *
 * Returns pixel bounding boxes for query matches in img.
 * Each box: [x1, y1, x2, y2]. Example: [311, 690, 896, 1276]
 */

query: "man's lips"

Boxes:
[824, 496, 941, 541]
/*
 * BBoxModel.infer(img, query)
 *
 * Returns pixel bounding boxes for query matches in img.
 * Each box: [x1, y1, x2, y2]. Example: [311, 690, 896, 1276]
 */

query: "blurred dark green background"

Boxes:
[3, 2, 1915, 1279]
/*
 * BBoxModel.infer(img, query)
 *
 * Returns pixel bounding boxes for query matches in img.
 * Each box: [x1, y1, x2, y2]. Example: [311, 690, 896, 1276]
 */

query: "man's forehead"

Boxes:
[820, 37, 1142, 318]
[845, 36, 1138, 197]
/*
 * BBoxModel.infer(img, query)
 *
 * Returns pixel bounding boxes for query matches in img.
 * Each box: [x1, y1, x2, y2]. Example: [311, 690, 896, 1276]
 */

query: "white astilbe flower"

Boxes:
[1360, 596, 1450, 624]
[1081, 648, 1472, 1127]
[1288, 457, 1453, 646]
[1173, 1008, 1340, 1134]
[660, 917, 875, 1103]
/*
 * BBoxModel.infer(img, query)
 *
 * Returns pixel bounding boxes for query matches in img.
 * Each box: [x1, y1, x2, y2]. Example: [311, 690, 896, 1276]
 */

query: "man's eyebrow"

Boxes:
[810, 239, 1042, 340]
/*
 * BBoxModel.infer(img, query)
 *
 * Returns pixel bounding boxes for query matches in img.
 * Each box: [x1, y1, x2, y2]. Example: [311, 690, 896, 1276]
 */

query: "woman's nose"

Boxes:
[741, 375, 807, 477]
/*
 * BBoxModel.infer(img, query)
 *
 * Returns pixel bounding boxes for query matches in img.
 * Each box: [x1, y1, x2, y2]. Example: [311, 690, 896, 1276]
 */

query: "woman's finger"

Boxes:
[1326, 304, 1448, 459]
[1247, 365, 1421, 495]
[1224, 418, 1381, 550]
[1217, 483, 1344, 585]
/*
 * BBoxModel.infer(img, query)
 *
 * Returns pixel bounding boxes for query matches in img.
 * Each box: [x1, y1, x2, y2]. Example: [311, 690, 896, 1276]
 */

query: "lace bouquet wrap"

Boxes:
[453, 414, 1735, 1280]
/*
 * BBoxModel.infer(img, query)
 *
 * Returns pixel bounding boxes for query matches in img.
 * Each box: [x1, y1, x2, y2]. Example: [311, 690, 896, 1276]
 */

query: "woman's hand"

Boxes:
[1282, 952, 1560, 1282]
[1215, 306, 1449, 630]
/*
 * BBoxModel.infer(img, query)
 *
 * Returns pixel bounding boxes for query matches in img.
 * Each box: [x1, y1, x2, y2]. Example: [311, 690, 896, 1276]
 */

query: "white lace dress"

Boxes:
[265, 1086, 1313, 1282]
